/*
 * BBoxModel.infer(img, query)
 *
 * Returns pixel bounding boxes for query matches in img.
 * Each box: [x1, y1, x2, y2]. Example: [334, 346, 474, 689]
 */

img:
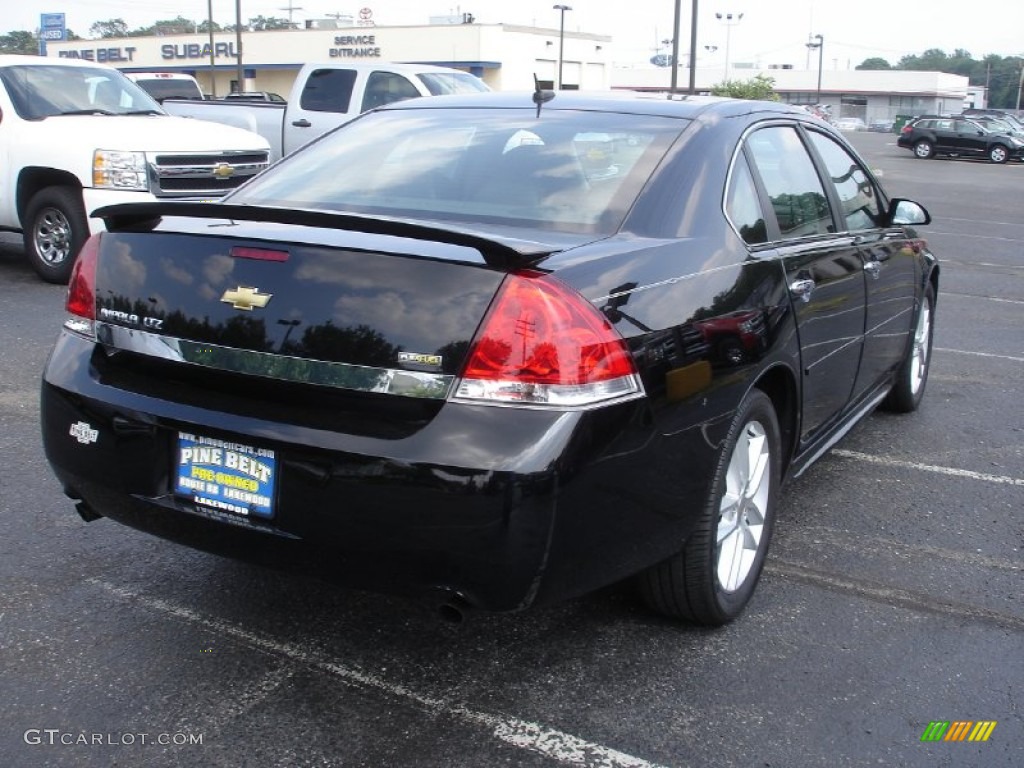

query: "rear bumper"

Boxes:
[42, 333, 699, 612]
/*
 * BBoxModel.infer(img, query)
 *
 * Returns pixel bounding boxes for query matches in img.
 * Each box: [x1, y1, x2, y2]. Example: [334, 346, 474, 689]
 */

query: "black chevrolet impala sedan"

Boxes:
[41, 92, 938, 625]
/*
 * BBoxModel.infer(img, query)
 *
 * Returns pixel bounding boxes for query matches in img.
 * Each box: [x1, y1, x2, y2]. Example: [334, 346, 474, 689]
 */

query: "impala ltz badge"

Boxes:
[398, 352, 443, 369]
[221, 286, 272, 311]
[70, 421, 99, 445]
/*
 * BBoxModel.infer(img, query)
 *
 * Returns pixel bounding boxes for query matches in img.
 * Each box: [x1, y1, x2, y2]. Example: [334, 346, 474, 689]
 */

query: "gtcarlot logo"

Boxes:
[24, 729, 203, 746]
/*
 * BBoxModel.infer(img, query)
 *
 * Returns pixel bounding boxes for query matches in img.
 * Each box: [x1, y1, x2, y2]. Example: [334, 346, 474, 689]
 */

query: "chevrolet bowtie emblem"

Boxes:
[213, 163, 235, 178]
[220, 286, 272, 311]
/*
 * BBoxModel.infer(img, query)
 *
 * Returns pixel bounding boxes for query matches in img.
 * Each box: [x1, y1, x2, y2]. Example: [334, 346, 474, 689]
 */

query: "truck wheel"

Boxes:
[23, 186, 90, 284]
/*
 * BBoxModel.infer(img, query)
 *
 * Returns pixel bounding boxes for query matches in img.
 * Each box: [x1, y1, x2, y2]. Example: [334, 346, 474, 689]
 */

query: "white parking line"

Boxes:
[831, 449, 1024, 486]
[90, 579, 669, 768]
[942, 292, 1024, 306]
[935, 347, 1024, 363]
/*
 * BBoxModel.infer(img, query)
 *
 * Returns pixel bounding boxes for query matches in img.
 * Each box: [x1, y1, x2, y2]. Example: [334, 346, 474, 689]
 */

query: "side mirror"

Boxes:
[889, 198, 931, 226]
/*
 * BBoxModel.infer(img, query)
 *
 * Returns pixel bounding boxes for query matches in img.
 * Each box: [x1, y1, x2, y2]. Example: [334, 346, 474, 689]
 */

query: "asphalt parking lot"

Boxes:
[0, 129, 1021, 768]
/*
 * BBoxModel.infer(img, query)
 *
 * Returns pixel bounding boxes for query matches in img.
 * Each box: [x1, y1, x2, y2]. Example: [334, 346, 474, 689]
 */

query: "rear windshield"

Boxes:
[416, 72, 490, 95]
[135, 78, 203, 101]
[229, 107, 686, 235]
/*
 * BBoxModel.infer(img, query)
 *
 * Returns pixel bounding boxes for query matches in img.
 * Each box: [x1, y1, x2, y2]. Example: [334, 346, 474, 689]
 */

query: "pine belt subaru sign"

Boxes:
[39, 13, 67, 55]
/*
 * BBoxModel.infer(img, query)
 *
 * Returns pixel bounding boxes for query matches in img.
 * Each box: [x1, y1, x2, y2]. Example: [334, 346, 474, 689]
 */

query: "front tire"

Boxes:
[988, 144, 1009, 164]
[913, 140, 934, 159]
[883, 284, 935, 413]
[23, 186, 90, 284]
[639, 389, 781, 625]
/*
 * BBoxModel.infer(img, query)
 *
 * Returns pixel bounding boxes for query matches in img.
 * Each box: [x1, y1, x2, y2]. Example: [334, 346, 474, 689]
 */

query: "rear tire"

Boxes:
[639, 389, 781, 625]
[913, 140, 934, 159]
[23, 186, 89, 284]
[883, 284, 935, 413]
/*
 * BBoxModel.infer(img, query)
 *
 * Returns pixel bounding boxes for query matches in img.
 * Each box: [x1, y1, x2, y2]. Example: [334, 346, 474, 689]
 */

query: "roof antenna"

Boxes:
[532, 74, 555, 117]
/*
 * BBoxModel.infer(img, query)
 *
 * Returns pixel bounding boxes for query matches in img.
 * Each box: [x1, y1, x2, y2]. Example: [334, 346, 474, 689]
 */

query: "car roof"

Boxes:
[0, 53, 118, 70]
[378, 89, 813, 121]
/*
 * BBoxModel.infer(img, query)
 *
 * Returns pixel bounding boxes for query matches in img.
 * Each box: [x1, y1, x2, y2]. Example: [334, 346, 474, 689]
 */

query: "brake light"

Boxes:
[901, 124, 914, 134]
[64, 233, 101, 338]
[454, 271, 641, 407]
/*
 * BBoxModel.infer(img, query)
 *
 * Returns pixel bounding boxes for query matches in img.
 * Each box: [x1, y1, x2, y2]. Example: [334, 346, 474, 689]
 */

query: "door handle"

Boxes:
[863, 260, 881, 278]
[789, 278, 816, 303]
[291, 119, 312, 128]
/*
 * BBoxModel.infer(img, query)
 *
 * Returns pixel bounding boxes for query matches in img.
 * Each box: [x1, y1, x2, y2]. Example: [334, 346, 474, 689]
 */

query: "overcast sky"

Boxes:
[7, 0, 1024, 69]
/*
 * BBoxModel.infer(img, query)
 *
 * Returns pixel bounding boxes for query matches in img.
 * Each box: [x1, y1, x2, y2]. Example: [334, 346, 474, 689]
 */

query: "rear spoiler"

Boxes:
[93, 201, 555, 271]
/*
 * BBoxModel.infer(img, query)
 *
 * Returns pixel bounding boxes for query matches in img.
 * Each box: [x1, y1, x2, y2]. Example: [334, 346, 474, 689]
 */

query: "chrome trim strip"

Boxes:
[95, 323, 453, 399]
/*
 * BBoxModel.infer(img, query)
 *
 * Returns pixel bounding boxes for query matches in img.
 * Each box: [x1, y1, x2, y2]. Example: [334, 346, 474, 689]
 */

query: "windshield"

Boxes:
[229, 107, 686, 236]
[0, 65, 163, 119]
[417, 72, 490, 96]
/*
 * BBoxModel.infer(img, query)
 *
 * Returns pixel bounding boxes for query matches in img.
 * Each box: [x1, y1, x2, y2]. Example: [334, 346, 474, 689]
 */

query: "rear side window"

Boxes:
[745, 126, 832, 239]
[360, 72, 420, 111]
[299, 68, 356, 113]
[725, 155, 768, 245]
[806, 131, 883, 232]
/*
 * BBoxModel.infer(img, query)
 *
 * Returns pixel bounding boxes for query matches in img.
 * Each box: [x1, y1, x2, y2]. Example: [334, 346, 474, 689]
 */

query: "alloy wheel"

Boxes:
[716, 419, 771, 592]
[909, 298, 932, 396]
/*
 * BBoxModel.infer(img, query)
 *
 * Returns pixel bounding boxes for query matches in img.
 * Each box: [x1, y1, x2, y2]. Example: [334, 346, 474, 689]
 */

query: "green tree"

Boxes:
[248, 15, 293, 31]
[135, 16, 198, 36]
[89, 18, 129, 39]
[710, 74, 779, 101]
[856, 57, 892, 70]
[0, 30, 38, 55]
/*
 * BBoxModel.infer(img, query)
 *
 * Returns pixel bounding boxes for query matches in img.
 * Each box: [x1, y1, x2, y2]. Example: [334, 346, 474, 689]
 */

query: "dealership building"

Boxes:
[44, 19, 971, 122]
[44, 21, 613, 96]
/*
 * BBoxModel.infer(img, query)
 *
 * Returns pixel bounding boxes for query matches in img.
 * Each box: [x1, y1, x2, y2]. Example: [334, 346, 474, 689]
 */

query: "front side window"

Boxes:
[807, 131, 883, 232]
[745, 126, 832, 239]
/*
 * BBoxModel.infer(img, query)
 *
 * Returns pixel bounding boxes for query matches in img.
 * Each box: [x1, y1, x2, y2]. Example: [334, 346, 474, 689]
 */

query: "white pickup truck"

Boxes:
[163, 62, 489, 163]
[0, 55, 270, 283]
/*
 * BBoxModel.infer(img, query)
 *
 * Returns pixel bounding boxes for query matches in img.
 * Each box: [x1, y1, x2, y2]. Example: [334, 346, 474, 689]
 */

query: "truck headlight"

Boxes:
[93, 150, 148, 190]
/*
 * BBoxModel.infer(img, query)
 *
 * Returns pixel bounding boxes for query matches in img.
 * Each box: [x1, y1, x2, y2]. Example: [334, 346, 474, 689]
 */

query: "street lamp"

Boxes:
[806, 34, 824, 105]
[553, 4, 572, 90]
[715, 12, 743, 74]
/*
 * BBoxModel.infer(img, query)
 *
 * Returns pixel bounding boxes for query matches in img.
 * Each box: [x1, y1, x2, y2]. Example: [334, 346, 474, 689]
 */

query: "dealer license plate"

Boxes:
[174, 432, 277, 519]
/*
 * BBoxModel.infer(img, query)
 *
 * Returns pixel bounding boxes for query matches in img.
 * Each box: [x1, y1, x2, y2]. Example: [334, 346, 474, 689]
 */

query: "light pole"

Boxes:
[235, 0, 244, 93]
[1016, 63, 1024, 112]
[553, 4, 572, 90]
[207, 0, 216, 98]
[806, 34, 824, 105]
[715, 12, 743, 74]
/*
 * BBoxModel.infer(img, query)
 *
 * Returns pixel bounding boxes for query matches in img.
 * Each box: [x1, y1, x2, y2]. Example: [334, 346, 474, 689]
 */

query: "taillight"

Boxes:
[901, 124, 913, 134]
[454, 271, 641, 407]
[64, 233, 101, 338]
